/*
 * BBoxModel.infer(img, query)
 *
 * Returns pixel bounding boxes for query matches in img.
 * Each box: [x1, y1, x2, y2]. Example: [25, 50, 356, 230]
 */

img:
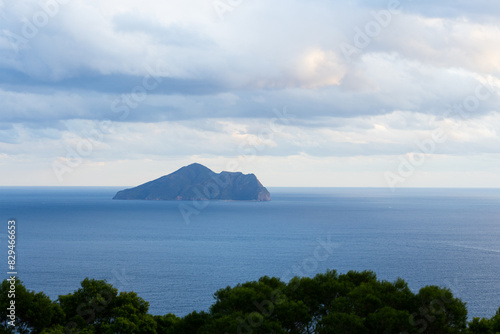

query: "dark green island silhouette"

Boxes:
[113, 163, 271, 201]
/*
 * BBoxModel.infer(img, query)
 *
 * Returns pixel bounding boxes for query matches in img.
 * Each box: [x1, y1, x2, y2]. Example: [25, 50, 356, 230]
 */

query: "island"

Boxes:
[112, 163, 271, 201]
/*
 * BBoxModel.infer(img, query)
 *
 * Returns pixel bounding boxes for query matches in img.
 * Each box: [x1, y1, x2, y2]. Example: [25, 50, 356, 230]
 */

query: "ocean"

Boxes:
[1, 187, 499, 319]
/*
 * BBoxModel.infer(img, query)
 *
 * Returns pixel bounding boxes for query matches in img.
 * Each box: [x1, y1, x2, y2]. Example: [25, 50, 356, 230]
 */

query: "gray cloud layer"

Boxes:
[1, 0, 500, 185]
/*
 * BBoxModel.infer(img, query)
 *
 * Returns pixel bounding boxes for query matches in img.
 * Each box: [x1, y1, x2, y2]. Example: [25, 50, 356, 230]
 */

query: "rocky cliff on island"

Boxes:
[113, 163, 271, 201]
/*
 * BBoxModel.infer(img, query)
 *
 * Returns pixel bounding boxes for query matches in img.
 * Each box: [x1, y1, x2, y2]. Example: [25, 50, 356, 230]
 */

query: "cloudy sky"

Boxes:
[1, 0, 500, 187]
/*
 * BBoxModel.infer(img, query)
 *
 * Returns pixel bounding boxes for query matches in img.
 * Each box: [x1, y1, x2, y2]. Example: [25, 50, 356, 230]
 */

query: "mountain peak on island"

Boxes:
[177, 162, 212, 173]
[113, 163, 271, 201]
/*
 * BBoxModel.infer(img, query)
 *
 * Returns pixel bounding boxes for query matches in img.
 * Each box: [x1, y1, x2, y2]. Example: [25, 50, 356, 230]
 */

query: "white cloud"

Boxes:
[1, 0, 500, 186]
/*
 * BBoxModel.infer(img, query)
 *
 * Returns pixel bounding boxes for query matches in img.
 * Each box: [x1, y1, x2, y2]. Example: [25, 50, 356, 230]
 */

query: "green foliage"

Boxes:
[492, 307, 500, 333]
[412, 285, 468, 334]
[153, 313, 180, 333]
[468, 317, 493, 334]
[365, 306, 413, 333]
[317, 312, 367, 334]
[166, 311, 211, 334]
[467, 307, 500, 334]
[1, 270, 499, 334]
[58, 277, 118, 330]
[0, 279, 63, 333]
[57, 278, 156, 334]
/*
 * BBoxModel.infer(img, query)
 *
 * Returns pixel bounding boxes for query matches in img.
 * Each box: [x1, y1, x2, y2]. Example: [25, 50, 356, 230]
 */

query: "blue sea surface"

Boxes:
[1, 187, 499, 319]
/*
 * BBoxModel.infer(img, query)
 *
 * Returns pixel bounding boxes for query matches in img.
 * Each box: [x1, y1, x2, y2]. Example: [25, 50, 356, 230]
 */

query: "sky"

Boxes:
[1, 0, 500, 188]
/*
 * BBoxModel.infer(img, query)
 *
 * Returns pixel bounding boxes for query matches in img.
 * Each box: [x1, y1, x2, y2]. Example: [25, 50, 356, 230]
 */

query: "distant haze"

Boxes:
[1, 1, 500, 187]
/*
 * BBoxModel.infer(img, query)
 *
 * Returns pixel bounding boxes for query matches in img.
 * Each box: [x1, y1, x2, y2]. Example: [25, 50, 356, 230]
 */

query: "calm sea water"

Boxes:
[1, 187, 499, 319]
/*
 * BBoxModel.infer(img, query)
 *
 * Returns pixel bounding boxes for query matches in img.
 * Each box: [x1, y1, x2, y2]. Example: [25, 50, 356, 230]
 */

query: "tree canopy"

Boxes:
[1, 270, 499, 334]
